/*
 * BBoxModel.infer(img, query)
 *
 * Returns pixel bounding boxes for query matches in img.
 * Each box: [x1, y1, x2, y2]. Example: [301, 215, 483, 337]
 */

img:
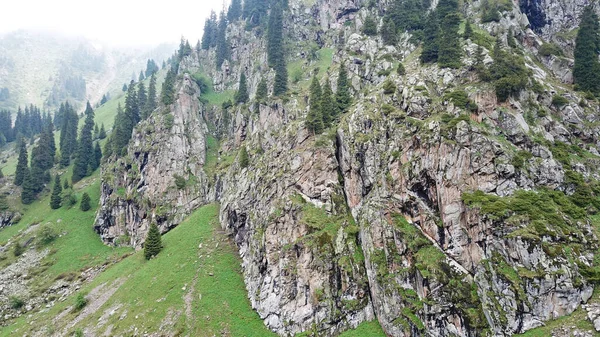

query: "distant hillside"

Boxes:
[0, 30, 174, 112]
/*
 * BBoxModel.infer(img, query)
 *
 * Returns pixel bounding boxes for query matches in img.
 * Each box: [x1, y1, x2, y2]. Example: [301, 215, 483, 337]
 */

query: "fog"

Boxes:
[0, 0, 224, 46]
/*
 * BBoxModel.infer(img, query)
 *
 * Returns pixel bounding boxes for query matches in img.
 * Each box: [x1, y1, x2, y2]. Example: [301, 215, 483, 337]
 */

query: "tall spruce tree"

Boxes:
[72, 102, 95, 183]
[381, 17, 397, 46]
[59, 102, 79, 167]
[273, 61, 288, 96]
[50, 175, 62, 209]
[306, 76, 324, 135]
[144, 223, 163, 260]
[335, 64, 351, 115]
[320, 79, 335, 128]
[93, 142, 102, 170]
[438, 12, 462, 68]
[574, 5, 600, 93]
[362, 14, 378, 36]
[228, 0, 242, 21]
[235, 72, 249, 104]
[14, 139, 28, 186]
[137, 82, 147, 116]
[80, 192, 91, 211]
[420, 13, 440, 63]
[216, 11, 230, 69]
[161, 68, 176, 105]
[267, 3, 284, 68]
[20, 169, 35, 204]
[255, 77, 268, 103]
[145, 74, 157, 118]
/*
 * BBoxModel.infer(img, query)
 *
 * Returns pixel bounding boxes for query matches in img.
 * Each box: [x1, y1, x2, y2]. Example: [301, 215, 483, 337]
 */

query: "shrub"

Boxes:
[9, 296, 24, 310]
[80, 193, 91, 212]
[444, 90, 479, 112]
[239, 146, 249, 169]
[39, 226, 58, 246]
[165, 114, 175, 129]
[190, 73, 212, 93]
[396, 63, 406, 75]
[174, 174, 186, 189]
[551, 95, 569, 107]
[144, 223, 163, 260]
[13, 242, 24, 257]
[74, 293, 87, 311]
[383, 79, 397, 95]
[538, 43, 563, 57]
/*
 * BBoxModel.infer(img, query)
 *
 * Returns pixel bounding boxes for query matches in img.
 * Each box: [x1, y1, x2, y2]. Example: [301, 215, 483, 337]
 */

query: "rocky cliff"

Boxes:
[95, 0, 600, 335]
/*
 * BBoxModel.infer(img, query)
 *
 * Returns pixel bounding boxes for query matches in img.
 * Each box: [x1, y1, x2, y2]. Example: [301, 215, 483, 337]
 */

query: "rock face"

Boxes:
[94, 72, 210, 247]
[95, 0, 600, 335]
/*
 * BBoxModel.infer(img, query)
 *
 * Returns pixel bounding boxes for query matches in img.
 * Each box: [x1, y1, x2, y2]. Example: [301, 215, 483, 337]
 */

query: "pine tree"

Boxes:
[362, 14, 378, 36]
[574, 5, 600, 93]
[80, 192, 91, 211]
[145, 59, 159, 77]
[72, 102, 95, 183]
[145, 74, 157, 118]
[50, 175, 62, 209]
[335, 64, 351, 115]
[320, 79, 335, 128]
[228, 0, 242, 21]
[239, 146, 249, 168]
[59, 102, 79, 167]
[144, 223, 163, 260]
[20, 169, 35, 204]
[122, 83, 128, 92]
[438, 12, 462, 68]
[139, 71, 145, 82]
[273, 61, 288, 96]
[161, 68, 176, 105]
[216, 11, 230, 69]
[14, 139, 28, 186]
[98, 123, 107, 139]
[255, 77, 268, 103]
[463, 19, 473, 40]
[267, 3, 284, 68]
[0, 167, 3, 179]
[420, 13, 440, 64]
[202, 11, 218, 50]
[306, 76, 324, 134]
[93, 142, 102, 170]
[138, 82, 147, 116]
[235, 72, 249, 104]
[381, 17, 397, 46]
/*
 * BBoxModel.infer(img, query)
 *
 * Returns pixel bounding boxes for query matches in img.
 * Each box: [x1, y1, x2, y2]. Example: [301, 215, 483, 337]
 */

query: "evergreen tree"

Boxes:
[145, 59, 159, 77]
[201, 11, 218, 50]
[100, 94, 108, 105]
[574, 6, 600, 93]
[420, 13, 440, 64]
[20, 169, 35, 204]
[0, 167, 3, 179]
[463, 19, 473, 40]
[267, 3, 284, 68]
[381, 17, 397, 46]
[273, 61, 288, 96]
[14, 139, 28, 186]
[255, 77, 268, 103]
[335, 64, 351, 115]
[306, 76, 324, 135]
[80, 192, 91, 211]
[112, 103, 128, 156]
[145, 74, 157, 118]
[59, 102, 79, 167]
[362, 14, 378, 36]
[139, 71, 145, 82]
[235, 72, 249, 104]
[138, 82, 147, 115]
[228, 0, 242, 21]
[93, 142, 102, 170]
[320, 79, 335, 128]
[216, 11, 230, 69]
[161, 68, 176, 105]
[144, 223, 163, 260]
[122, 83, 128, 92]
[72, 102, 95, 183]
[98, 123, 107, 139]
[239, 146, 249, 168]
[438, 12, 462, 68]
[50, 175, 62, 209]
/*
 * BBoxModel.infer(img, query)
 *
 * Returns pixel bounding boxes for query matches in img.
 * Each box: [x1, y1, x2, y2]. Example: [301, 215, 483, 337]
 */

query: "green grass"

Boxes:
[337, 320, 386, 337]
[514, 304, 598, 336]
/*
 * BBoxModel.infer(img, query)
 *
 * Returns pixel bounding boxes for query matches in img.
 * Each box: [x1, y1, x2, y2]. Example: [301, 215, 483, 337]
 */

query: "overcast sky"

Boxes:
[0, 0, 225, 46]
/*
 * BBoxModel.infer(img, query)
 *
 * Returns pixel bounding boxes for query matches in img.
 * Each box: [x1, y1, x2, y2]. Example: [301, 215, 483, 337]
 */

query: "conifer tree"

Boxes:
[98, 123, 107, 139]
[574, 5, 600, 93]
[239, 146, 249, 168]
[463, 20, 473, 40]
[0, 167, 3, 179]
[122, 83, 128, 92]
[420, 13, 440, 63]
[112, 103, 128, 154]
[72, 102, 95, 183]
[306, 76, 324, 134]
[144, 223, 163, 260]
[381, 17, 397, 46]
[216, 11, 230, 69]
[320, 79, 335, 128]
[267, 3, 284, 68]
[14, 139, 28, 186]
[255, 77, 268, 103]
[335, 64, 351, 115]
[202, 11, 218, 50]
[59, 102, 79, 167]
[20, 169, 35, 204]
[273, 61, 288, 96]
[161, 68, 176, 105]
[235, 72, 249, 104]
[145, 74, 157, 118]
[93, 142, 102, 170]
[50, 175, 62, 209]
[139, 71, 145, 82]
[438, 12, 462, 68]
[137, 82, 147, 116]
[80, 192, 91, 211]
[228, 0, 242, 21]
[362, 14, 378, 36]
